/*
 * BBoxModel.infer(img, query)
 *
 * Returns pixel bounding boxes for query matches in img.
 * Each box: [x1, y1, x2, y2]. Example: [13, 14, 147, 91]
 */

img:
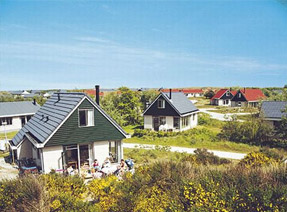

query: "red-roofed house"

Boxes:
[84, 89, 104, 97]
[210, 89, 237, 106]
[182, 89, 204, 97]
[231, 88, 265, 107]
[161, 88, 204, 97]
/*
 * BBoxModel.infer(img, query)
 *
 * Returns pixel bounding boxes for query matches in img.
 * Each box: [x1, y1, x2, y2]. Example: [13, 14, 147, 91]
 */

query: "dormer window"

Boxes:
[79, 109, 94, 127]
[158, 99, 165, 109]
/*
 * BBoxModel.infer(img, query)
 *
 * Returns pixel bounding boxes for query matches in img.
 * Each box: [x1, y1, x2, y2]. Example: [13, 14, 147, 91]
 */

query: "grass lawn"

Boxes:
[0, 131, 18, 140]
[123, 126, 260, 153]
[207, 107, 259, 114]
[190, 97, 214, 108]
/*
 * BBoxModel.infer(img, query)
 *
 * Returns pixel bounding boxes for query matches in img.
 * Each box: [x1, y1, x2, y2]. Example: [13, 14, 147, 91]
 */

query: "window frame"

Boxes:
[157, 99, 165, 109]
[78, 108, 95, 127]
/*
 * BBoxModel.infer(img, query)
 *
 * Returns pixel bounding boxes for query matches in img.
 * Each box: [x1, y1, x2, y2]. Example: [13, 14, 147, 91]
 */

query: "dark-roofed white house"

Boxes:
[10, 92, 128, 174]
[0, 101, 40, 133]
[143, 91, 199, 131]
[261, 101, 287, 128]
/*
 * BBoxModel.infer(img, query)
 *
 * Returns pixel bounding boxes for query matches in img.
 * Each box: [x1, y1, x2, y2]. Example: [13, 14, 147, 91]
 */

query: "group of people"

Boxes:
[92, 157, 134, 178]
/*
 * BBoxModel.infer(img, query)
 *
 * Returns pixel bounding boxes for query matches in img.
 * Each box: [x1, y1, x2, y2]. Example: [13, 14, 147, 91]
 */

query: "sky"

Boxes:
[0, 0, 287, 90]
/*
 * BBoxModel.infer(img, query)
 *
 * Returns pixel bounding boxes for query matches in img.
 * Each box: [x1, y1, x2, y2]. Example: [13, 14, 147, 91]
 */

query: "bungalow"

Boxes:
[231, 88, 265, 107]
[143, 90, 199, 131]
[182, 89, 204, 97]
[210, 89, 237, 106]
[9, 89, 128, 174]
[0, 101, 40, 133]
[260, 101, 287, 128]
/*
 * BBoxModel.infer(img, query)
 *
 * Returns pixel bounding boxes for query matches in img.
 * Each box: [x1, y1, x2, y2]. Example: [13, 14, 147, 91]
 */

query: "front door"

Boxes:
[153, 117, 160, 131]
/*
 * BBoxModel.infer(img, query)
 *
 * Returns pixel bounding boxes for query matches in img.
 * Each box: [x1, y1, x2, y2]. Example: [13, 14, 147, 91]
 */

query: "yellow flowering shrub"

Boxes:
[184, 181, 228, 211]
[134, 185, 183, 212]
[239, 151, 278, 168]
[88, 175, 121, 211]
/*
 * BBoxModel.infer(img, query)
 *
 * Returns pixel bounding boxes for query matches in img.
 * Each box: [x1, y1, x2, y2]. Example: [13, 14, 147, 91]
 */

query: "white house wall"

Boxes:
[0, 117, 22, 133]
[144, 115, 153, 130]
[93, 141, 109, 165]
[190, 113, 198, 128]
[42, 145, 63, 173]
[17, 138, 33, 159]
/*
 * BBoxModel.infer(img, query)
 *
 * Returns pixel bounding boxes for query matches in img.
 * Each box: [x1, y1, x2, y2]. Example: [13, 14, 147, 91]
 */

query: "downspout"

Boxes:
[40, 148, 45, 173]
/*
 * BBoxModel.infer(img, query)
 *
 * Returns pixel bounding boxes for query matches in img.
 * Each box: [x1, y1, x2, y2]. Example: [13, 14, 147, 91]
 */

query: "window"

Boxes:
[192, 114, 195, 121]
[223, 100, 229, 105]
[109, 141, 120, 163]
[226, 91, 230, 96]
[158, 99, 165, 109]
[79, 109, 94, 127]
[159, 116, 166, 125]
[174, 117, 180, 129]
[0, 117, 12, 126]
[182, 116, 190, 128]
[238, 93, 242, 98]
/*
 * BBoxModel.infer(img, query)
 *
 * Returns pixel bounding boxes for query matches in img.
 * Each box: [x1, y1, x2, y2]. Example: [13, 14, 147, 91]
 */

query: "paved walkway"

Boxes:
[0, 157, 18, 180]
[123, 143, 246, 160]
[199, 108, 251, 122]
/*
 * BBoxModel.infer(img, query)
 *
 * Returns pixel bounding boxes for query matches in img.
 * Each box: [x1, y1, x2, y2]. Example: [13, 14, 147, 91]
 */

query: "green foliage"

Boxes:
[139, 89, 158, 110]
[198, 113, 224, 128]
[219, 117, 274, 145]
[204, 90, 215, 99]
[100, 87, 142, 126]
[0, 176, 50, 212]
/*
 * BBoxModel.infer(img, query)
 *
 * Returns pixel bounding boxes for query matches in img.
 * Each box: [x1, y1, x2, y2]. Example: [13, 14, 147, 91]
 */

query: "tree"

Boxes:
[204, 90, 215, 99]
[139, 90, 158, 110]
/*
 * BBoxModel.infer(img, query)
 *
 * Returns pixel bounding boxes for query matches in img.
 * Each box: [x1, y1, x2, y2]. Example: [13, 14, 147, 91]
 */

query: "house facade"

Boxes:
[182, 89, 204, 97]
[210, 89, 237, 106]
[143, 91, 199, 132]
[10, 92, 128, 174]
[0, 101, 40, 133]
[260, 101, 287, 128]
[231, 89, 265, 107]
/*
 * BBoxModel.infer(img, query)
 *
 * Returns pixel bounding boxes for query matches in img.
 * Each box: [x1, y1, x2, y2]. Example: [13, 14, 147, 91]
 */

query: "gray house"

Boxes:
[10, 92, 128, 174]
[0, 101, 40, 133]
[143, 91, 199, 131]
[261, 101, 287, 128]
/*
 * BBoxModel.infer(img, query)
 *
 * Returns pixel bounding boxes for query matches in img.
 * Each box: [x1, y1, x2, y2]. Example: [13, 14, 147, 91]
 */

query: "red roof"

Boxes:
[161, 88, 203, 94]
[231, 90, 237, 96]
[211, 89, 228, 100]
[84, 89, 104, 96]
[239, 89, 265, 101]
[182, 89, 203, 94]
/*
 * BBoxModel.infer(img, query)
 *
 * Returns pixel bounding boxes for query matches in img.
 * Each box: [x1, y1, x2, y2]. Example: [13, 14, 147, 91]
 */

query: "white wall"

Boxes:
[144, 115, 153, 130]
[17, 138, 33, 159]
[166, 116, 174, 130]
[190, 113, 198, 128]
[93, 141, 109, 165]
[0, 117, 22, 133]
[42, 146, 63, 173]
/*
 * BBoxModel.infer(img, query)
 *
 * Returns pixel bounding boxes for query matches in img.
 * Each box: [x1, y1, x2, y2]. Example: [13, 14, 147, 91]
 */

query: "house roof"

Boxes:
[10, 93, 127, 147]
[239, 89, 265, 101]
[162, 92, 199, 115]
[84, 89, 104, 96]
[0, 101, 40, 118]
[144, 92, 198, 116]
[211, 89, 228, 100]
[261, 101, 287, 119]
[161, 88, 203, 94]
[182, 89, 204, 94]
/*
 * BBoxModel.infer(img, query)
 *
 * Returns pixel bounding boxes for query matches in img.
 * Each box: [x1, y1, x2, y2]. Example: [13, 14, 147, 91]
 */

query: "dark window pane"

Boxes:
[79, 110, 87, 126]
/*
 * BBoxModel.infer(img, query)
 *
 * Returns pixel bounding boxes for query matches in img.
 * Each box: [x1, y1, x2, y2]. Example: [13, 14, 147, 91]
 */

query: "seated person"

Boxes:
[102, 157, 111, 168]
[93, 159, 101, 171]
[114, 159, 126, 176]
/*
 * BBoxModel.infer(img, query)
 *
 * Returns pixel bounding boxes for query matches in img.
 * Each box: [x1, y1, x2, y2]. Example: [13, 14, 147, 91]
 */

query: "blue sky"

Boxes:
[1, 0, 287, 90]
